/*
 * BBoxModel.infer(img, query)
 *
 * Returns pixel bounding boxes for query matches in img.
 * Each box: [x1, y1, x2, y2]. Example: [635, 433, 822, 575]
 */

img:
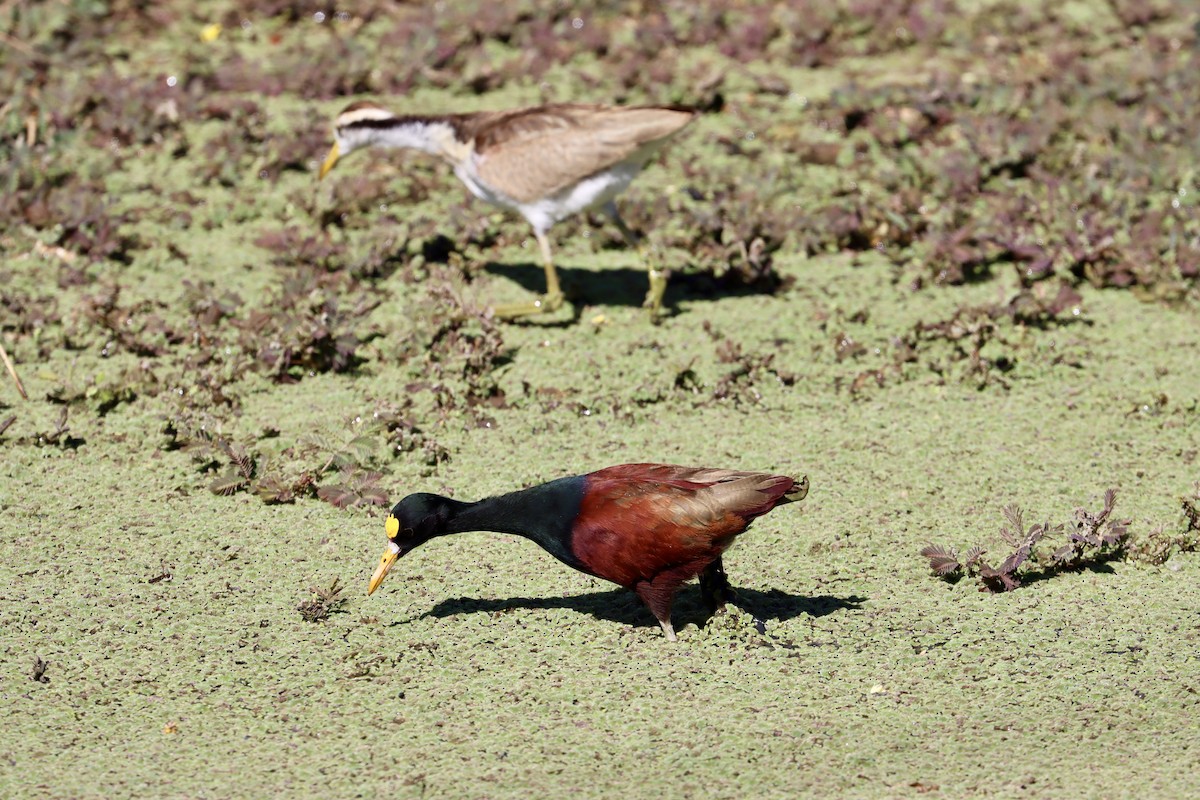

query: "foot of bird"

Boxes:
[492, 290, 566, 320]
[643, 268, 669, 323]
[699, 557, 735, 614]
[657, 618, 678, 642]
[706, 586, 741, 615]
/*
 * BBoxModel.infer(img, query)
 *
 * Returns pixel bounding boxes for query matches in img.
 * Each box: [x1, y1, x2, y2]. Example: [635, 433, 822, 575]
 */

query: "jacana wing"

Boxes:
[591, 463, 773, 488]
[467, 105, 693, 204]
[571, 465, 796, 587]
[588, 464, 797, 516]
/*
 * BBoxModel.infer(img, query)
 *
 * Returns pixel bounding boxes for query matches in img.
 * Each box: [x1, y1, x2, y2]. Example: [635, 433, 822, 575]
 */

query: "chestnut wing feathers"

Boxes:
[467, 105, 693, 204]
[573, 465, 796, 587]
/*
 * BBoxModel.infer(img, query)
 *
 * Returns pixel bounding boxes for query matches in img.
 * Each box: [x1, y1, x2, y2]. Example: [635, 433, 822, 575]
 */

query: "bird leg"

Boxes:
[634, 582, 677, 642]
[0, 340, 28, 400]
[492, 230, 565, 319]
[699, 557, 735, 615]
[605, 202, 668, 322]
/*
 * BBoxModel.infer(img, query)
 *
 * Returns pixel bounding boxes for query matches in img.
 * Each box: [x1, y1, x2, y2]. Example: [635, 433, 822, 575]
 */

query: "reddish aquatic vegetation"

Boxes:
[297, 578, 348, 623]
[12, 406, 84, 450]
[2, 167, 144, 264]
[396, 276, 508, 403]
[840, 280, 1085, 395]
[317, 469, 389, 509]
[181, 280, 243, 328]
[4, 0, 1196, 536]
[0, 285, 64, 359]
[920, 490, 1143, 592]
[252, 227, 343, 270]
[160, 394, 446, 507]
[704, 322, 797, 405]
[71, 283, 182, 357]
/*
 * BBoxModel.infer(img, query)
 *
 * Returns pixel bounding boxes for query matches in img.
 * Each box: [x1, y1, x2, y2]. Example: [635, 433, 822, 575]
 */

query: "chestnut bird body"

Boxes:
[368, 463, 809, 640]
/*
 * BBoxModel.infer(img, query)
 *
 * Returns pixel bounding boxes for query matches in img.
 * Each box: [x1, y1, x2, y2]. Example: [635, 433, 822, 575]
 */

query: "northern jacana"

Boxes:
[319, 102, 695, 320]
[368, 463, 809, 640]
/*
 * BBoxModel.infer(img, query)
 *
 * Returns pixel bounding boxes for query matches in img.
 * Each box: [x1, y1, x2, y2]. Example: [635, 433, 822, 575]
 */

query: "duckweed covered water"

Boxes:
[2, 2, 1199, 798]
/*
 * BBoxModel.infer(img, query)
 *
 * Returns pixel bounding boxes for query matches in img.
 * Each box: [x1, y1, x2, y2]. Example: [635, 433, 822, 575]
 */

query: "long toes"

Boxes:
[491, 302, 534, 320]
[538, 291, 564, 313]
[492, 292, 565, 319]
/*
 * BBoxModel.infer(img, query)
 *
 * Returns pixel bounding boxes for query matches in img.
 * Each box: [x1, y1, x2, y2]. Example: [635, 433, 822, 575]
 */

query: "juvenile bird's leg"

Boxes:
[604, 202, 667, 321]
[492, 230, 566, 319]
[0, 341, 28, 400]
[699, 557, 735, 615]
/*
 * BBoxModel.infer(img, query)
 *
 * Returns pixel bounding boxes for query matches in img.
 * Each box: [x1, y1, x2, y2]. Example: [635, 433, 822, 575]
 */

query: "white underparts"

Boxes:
[456, 156, 646, 234]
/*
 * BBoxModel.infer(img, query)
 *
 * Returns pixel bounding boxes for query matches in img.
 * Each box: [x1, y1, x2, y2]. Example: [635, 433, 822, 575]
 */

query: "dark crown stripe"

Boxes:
[339, 115, 465, 137]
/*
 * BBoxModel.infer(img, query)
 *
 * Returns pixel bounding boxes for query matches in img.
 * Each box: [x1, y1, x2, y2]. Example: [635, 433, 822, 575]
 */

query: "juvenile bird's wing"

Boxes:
[466, 105, 693, 204]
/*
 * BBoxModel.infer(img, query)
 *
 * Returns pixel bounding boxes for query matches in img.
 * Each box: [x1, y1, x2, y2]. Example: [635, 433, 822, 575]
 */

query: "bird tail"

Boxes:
[780, 476, 810, 504]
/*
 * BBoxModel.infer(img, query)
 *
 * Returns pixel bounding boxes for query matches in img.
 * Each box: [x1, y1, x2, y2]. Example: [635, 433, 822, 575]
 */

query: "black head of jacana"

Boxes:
[368, 493, 455, 595]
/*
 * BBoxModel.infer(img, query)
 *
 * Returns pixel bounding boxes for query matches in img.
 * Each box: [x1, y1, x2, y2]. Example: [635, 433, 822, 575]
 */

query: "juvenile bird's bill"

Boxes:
[318, 142, 340, 179]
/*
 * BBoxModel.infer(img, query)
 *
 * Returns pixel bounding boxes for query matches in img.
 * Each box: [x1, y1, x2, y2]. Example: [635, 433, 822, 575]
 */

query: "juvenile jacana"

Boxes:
[368, 463, 809, 640]
[319, 102, 695, 320]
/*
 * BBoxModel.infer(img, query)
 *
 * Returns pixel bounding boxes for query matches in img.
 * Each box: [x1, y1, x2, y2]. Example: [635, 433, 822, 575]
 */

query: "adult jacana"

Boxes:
[319, 102, 694, 321]
[367, 463, 809, 640]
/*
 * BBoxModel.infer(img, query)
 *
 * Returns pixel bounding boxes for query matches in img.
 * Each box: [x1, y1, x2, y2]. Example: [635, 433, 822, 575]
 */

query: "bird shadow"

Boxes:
[482, 260, 781, 320]
[408, 585, 865, 633]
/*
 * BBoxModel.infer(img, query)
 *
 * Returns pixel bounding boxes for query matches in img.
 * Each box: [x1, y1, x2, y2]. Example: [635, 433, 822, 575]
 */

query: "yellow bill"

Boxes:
[318, 142, 340, 179]
[368, 539, 401, 595]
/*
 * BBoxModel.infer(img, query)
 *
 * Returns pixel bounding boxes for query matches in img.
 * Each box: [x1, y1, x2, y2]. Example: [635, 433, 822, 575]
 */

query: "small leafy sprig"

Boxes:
[298, 578, 347, 623]
[163, 411, 407, 509]
[1048, 489, 1127, 566]
[921, 490, 1129, 592]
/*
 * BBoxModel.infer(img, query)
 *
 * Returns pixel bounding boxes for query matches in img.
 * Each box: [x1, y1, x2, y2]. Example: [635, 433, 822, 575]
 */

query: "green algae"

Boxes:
[5, 250, 1200, 799]
[3, 2, 1200, 798]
